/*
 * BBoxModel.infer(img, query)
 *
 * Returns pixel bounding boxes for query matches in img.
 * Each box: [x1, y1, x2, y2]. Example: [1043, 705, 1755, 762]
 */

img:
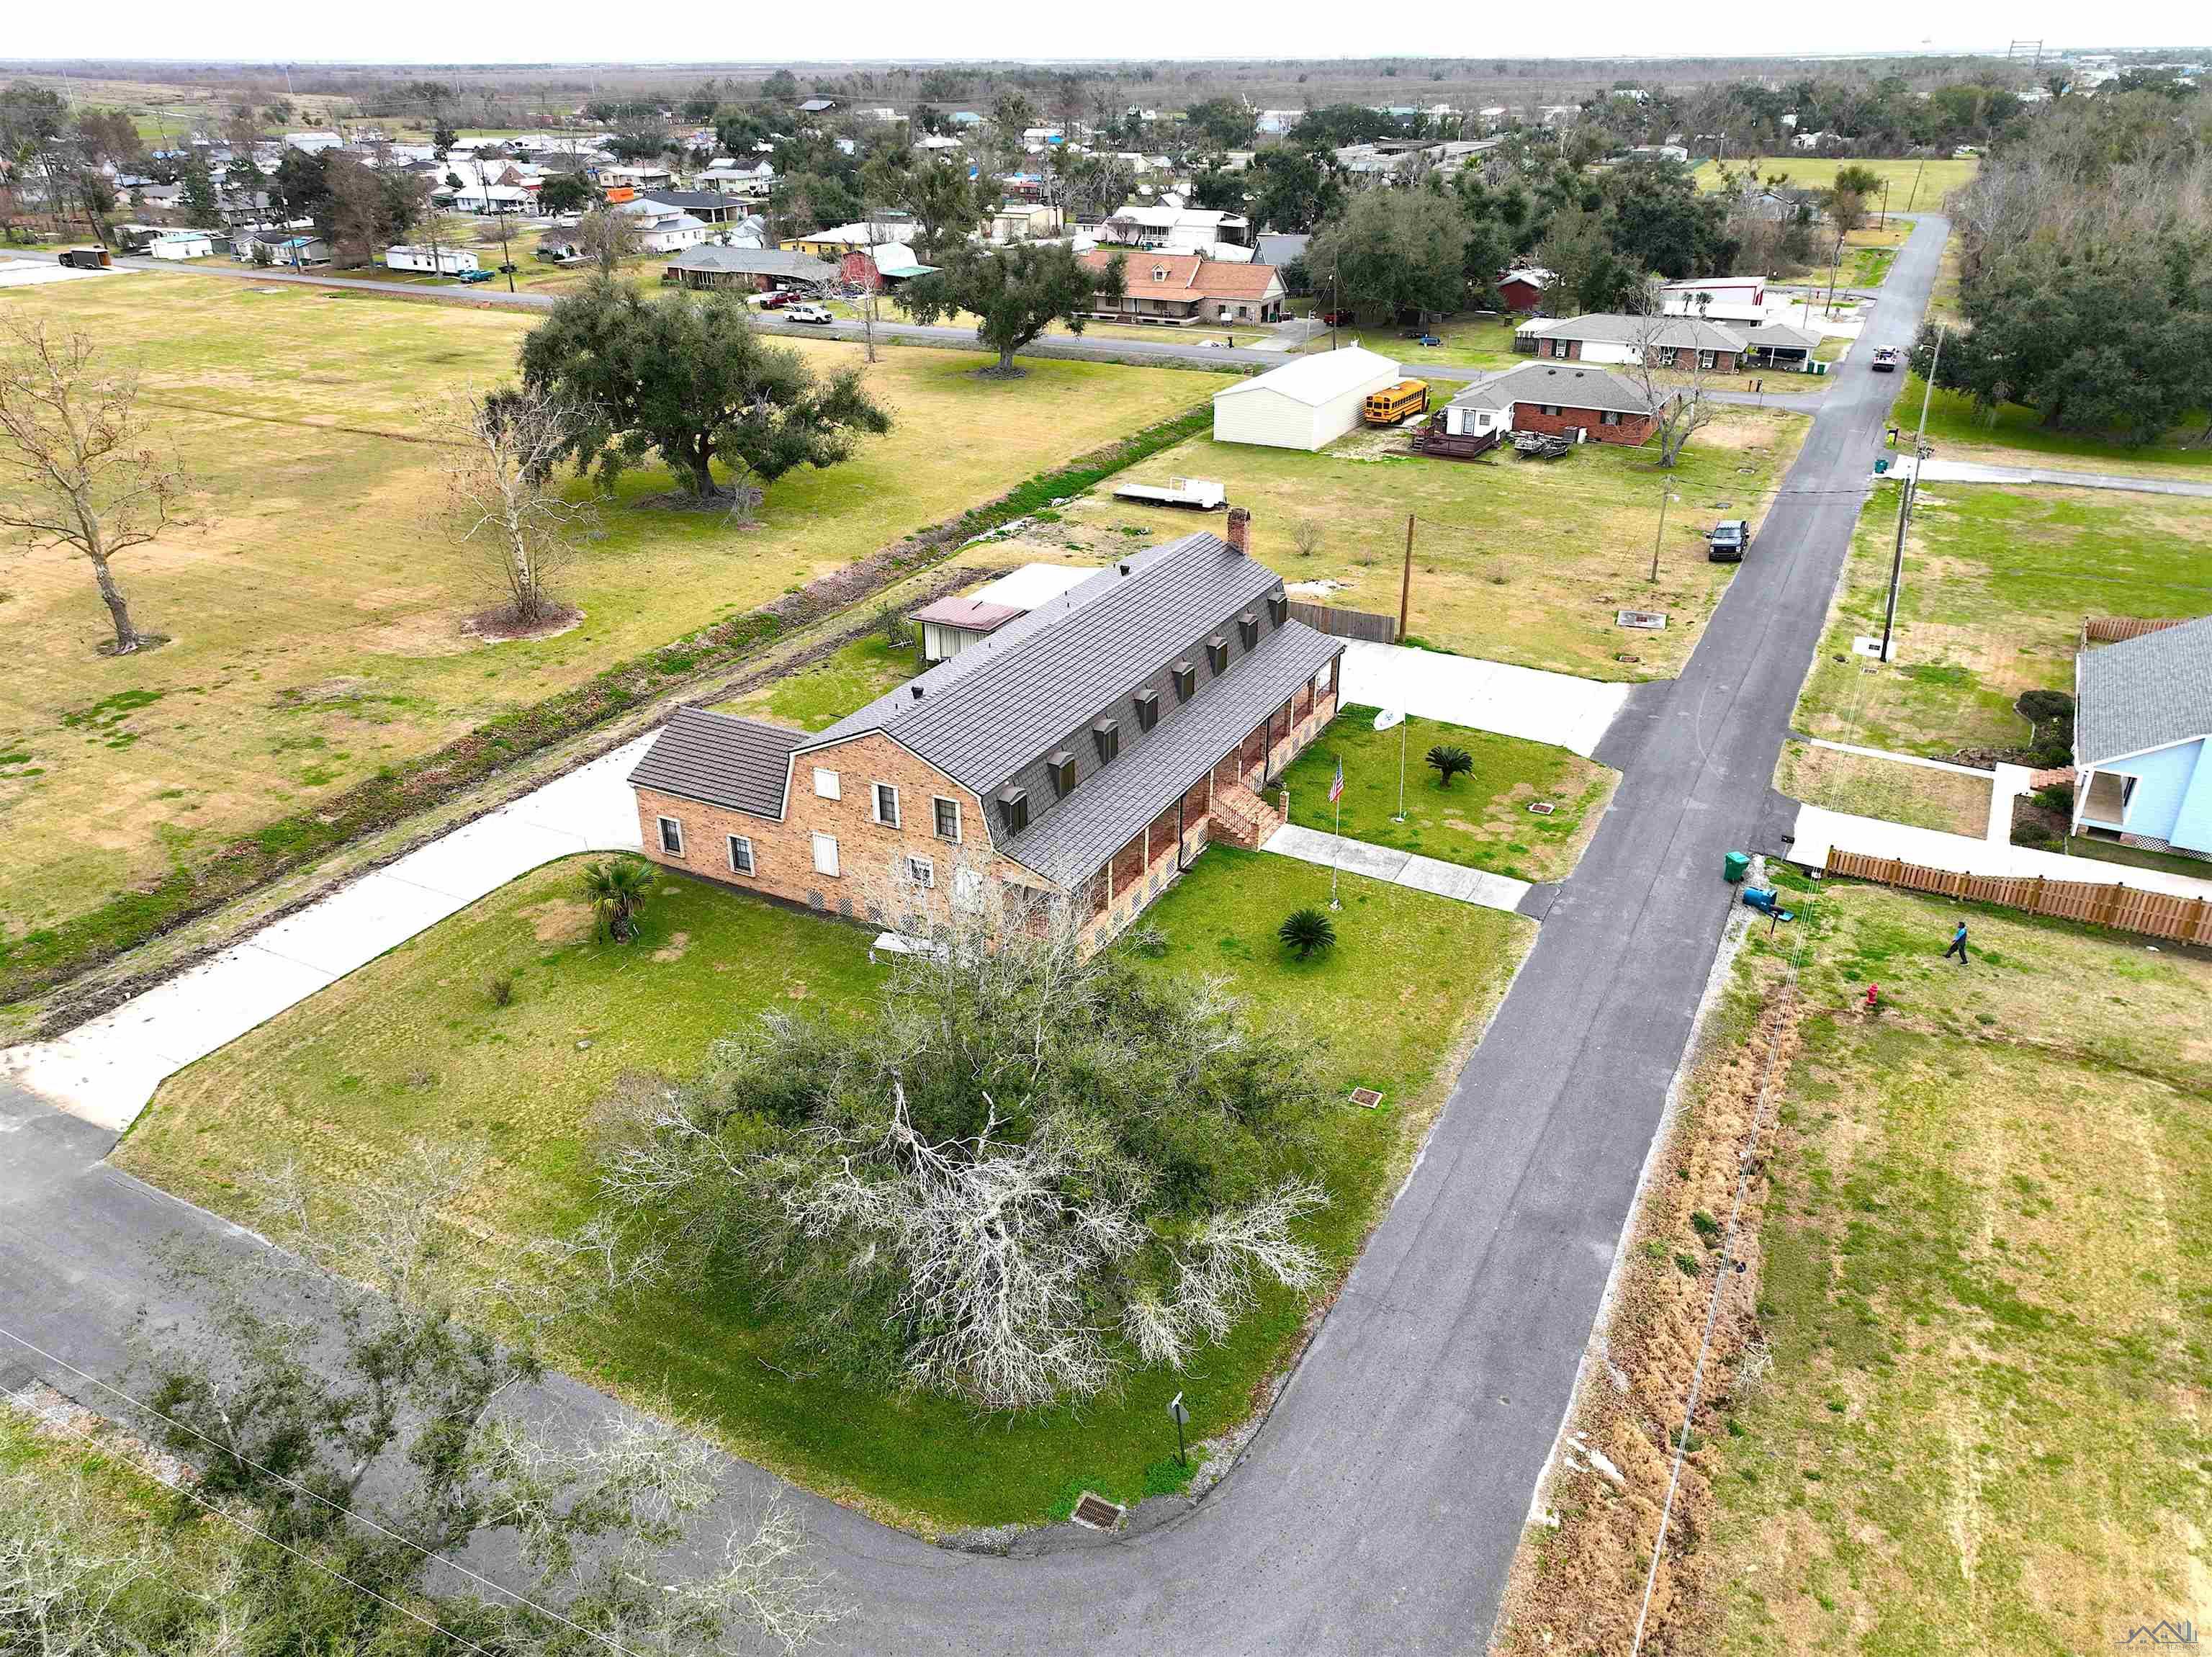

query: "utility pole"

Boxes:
[1822, 225, 1845, 318]
[1399, 515, 1415, 639]
[1904, 153, 1926, 215]
[1331, 256, 1341, 351]
[1650, 486, 1671, 583]
[1879, 323, 1943, 663]
[1878, 179, 1889, 230]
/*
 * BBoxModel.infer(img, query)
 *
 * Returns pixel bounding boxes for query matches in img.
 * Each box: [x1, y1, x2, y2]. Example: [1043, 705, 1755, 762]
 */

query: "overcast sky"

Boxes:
[5, 0, 2195, 68]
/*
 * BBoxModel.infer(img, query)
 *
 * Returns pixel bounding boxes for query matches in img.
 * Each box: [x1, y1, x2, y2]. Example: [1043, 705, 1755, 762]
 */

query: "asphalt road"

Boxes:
[0, 217, 1942, 1651]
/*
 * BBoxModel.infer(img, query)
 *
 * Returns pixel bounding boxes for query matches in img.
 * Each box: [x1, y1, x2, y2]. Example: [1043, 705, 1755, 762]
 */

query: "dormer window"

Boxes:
[1133, 688, 1159, 731]
[1048, 750, 1076, 797]
[1173, 660, 1196, 699]
[1092, 717, 1120, 763]
[1267, 590, 1287, 627]
[1207, 635, 1228, 674]
[1238, 611, 1259, 649]
[998, 786, 1030, 833]
[1151, 265, 1168, 282]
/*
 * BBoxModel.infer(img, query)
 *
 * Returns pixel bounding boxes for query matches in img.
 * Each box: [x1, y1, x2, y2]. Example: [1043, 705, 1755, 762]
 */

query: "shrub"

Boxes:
[485, 974, 515, 1007]
[1690, 1209, 1722, 1245]
[2033, 781, 2074, 813]
[1277, 907, 1338, 961]
[1426, 744, 1473, 789]
[2011, 818, 2058, 850]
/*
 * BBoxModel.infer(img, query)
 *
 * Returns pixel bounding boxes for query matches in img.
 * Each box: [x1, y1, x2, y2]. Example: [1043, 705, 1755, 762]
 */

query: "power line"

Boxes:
[0, 1321, 649, 1657]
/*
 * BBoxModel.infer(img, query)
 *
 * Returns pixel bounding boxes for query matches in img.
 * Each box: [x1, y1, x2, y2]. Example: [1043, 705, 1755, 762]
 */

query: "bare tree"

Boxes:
[0, 318, 193, 655]
[1290, 517, 1323, 560]
[575, 203, 643, 274]
[428, 384, 595, 629]
[1624, 300, 1716, 470]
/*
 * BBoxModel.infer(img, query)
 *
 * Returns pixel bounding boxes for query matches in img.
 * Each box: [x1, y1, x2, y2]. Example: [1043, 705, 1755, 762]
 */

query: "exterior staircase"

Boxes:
[1208, 781, 1282, 850]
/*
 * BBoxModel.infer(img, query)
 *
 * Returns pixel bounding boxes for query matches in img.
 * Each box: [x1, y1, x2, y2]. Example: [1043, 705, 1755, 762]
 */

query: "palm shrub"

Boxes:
[1426, 743, 1473, 789]
[1278, 907, 1338, 961]
[581, 855, 652, 942]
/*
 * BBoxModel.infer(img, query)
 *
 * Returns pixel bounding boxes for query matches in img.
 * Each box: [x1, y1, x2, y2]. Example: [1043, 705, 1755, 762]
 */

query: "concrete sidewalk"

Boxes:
[1, 734, 656, 1132]
[1789, 802, 2212, 899]
[1336, 643, 1632, 758]
[1884, 456, 2212, 498]
[1261, 824, 1532, 913]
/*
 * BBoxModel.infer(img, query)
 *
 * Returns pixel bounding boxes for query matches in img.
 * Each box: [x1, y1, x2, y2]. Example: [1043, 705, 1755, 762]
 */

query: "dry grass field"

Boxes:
[1003, 405, 1809, 681]
[0, 273, 1202, 942]
[1695, 155, 1980, 209]
[1776, 742, 1990, 836]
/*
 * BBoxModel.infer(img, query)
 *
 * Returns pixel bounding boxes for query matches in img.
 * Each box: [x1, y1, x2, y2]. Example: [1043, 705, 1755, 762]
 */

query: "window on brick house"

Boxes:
[1207, 635, 1228, 673]
[727, 835, 755, 875]
[1267, 590, 1287, 627]
[872, 781, 900, 827]
[1093, 717, 1120, 763]
[1048, 750, 1076, 797]
[811, 833, 840, 877]
[1238, 611, 1259, 649]
[1173, 660, 1196, 699]
[812, 767, 840, 800]
[1601, 409, 1622, 426]
[906, 855, 934, 889]
[1133, 688, 1159, 731]
[998, 787, 1029, 833]
[933, 796, 961, 840]
[657, 816, 685, 856]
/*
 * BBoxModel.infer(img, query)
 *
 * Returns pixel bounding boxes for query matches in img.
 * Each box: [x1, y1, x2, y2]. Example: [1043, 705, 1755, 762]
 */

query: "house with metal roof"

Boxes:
[1515, 313, 1749, 373]
[628, 516, 1343, 947]
[910, 563, 1100, 663]
[660, 244, 837, 292]
[2070, 615, 2212, 857]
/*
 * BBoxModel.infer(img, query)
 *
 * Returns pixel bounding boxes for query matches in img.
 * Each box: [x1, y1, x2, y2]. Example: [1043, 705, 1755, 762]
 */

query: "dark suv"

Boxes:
[1707, 520, 1750, 562]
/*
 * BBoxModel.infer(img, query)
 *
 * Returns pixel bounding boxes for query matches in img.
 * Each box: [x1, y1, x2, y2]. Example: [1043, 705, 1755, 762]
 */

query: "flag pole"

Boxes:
[1394, 718, 1407, 822]
[1330, 791, 1341, 910]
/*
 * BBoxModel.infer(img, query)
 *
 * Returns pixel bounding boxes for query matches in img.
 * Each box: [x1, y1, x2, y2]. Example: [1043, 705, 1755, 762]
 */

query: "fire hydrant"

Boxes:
[1863, 984, 1881, 1012]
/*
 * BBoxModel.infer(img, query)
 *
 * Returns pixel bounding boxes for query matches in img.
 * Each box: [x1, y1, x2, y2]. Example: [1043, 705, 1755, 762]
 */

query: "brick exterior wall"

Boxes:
[1512, 401, 1658, 446]
[634, 730, 1019, 929]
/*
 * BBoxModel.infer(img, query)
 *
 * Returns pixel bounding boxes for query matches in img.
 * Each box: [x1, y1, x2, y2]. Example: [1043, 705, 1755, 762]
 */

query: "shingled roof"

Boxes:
[2077, 614, 2212, 763]
[628, 707, 808, 818]
[1446, 361, 1668, 417]
[1081, 248, 1281, 303]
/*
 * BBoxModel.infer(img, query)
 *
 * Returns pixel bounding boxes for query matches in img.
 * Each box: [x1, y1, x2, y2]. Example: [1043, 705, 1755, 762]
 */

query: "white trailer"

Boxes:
[384, 244, 480, 275]
[1110, 475, 1228, 510]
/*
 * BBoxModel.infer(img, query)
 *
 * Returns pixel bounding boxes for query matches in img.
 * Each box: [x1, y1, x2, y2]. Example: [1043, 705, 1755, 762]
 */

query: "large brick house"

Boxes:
[629, 516, 1342, 948]
[1079, 250, 1285, 325]
[1514, 313, 1746, 374]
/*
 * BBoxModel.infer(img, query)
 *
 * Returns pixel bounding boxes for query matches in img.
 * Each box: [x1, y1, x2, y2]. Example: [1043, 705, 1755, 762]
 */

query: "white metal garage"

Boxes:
[1212, 345, 1401, 451]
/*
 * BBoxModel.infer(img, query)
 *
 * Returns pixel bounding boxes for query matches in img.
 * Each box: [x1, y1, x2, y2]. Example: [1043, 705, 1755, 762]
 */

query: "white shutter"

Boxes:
[811, 833, 840, 877]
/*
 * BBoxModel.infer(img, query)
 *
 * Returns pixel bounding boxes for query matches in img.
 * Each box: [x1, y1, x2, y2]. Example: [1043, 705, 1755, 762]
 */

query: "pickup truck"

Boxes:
[1871, 346, 1901, 372]
[1707, 520, 1750, 562]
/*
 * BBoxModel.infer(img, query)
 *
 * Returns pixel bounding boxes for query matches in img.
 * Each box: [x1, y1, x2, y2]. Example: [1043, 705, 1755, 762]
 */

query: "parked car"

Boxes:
[1707, 520, 1750, 562]
[1871, 346, 1900, 372]
[786, 303, 833, 325]
[758, 289, 795, 309]
[1413, 333, 1442, 347]
[1320, 309, 1355, 327]
[457, 269, 493, 284]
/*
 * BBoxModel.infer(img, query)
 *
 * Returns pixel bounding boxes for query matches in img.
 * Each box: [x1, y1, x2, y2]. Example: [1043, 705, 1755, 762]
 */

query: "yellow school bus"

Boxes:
[1362, 379, 1430, 426]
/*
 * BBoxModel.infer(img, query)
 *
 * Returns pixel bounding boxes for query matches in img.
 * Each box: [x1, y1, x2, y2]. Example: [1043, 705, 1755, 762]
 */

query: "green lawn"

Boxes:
[1776, 741, 1990, 835]
[1020, 407, 1809, 683]
[1695, 156, 1979, 210]
[712, 631, 918, 730]
[1278, 706, 1617, 883]
[1709, 883, 2212, 1652]
[1793, 484, 2212, 757]
[118, 845, 1528, 1533]
[1892, 376, 2212, 481]
[0, 274, 1201, 950]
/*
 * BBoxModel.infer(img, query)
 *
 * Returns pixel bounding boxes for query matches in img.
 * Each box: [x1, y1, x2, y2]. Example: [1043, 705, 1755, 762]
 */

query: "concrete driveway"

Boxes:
[1337, 642, 1633, 757]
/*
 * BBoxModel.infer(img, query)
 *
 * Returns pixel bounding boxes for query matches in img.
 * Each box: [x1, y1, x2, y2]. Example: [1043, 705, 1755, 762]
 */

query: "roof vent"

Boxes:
[910, 684, 925, 700]
[1118, 561, 1132, 576]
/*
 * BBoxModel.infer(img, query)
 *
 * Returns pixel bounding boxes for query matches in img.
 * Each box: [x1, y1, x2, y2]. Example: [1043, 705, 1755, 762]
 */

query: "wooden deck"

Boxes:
[1410, 426, 1501, 460]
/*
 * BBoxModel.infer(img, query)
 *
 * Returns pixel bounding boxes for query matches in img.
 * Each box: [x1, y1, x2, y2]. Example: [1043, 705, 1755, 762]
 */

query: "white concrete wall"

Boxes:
[1214, 373, 1396, 450]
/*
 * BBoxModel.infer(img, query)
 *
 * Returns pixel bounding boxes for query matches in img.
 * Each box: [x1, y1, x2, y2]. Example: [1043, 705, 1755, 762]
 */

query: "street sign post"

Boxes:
[1168, 1392, 1190, 1467]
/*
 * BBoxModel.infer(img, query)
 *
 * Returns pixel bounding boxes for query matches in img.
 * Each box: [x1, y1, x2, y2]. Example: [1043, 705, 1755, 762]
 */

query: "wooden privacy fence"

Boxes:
[1287, 601, 1397, 645]
[1829, 848, 2212, 945]
[2081, 616, 2187, 645]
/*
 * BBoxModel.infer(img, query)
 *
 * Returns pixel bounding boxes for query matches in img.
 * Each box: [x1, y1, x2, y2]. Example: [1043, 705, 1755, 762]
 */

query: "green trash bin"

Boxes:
[1723, 851, 1750, 884]
[1874, 456, 1890, 474]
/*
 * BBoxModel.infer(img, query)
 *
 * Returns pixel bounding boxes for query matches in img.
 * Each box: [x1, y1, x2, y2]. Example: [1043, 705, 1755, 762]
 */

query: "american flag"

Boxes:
[1328, 758, 1344, 803]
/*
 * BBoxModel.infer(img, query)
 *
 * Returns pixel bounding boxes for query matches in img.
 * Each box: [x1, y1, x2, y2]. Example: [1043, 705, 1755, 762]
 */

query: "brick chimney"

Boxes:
[1225, 506, 1251, 554]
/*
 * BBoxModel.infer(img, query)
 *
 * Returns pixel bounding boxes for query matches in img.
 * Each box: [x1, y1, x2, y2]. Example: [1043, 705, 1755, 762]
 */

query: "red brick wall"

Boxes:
[1512, 402, 1657, 446]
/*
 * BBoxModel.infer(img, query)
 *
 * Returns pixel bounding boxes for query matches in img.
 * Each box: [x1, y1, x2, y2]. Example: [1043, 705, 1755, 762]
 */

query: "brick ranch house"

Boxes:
[629, 516, 1342, 949]
[1079, 249, 1285, 326]
[1419, 361, 1676, 454]
[1514, 313, 1746, 374]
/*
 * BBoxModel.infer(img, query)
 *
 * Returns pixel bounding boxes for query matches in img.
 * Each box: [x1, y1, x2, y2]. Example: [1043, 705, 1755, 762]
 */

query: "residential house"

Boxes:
[1081, 250, 1283, 326]
[611, 199, 714, 252]
[1738, 320, 1823, 372]
[698, 158, 776, 199]
[1660, 275, 1769, 323]
[1097, 203, 1250, 248]
[640, 188, 747, 225]
[1422, 362, 1675, 454]
[598, 163, 673, 192]
[627, 519, 1344, 950]
[1516, 313, 1746, 373]
[911, 564, 1101, 663]
[1496, 266, 1554, 312]
[385, 243, 480, 275]
[660, 244, 837, 292]
[839, 243, 932, 291]
[798, 98, 840, 116]
[1213, 346, 1401, 451]
[989, 203, 1064, 243]
[784, 220, 917, 259]
[2070, 616, 2212, 857]
[284, 131, 345, 153]
[1254, 232, 1309, 271]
